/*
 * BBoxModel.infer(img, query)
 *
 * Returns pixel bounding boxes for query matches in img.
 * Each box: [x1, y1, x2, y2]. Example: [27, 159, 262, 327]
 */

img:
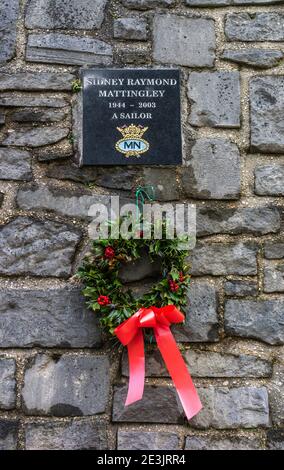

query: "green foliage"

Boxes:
[77, 219, 191, 336]
[71, 79, 82, 93]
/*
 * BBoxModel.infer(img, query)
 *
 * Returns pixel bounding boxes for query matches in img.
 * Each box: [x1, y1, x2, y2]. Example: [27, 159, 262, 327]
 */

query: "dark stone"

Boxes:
[11, 108, 68, 123]
[25, 0, 107, 30]
[0, 148, 32, 181]
[188, 72, 240, 128]
[268, 365, 284, 426]
[0, 93, 69, 108]
[264, 240, 284, 259]
[225, 299, 284, 345]
[0, 0, 19, 63]
[1, 126, 69, 147]
[255, 164, 284, 195]
[112, 384, 184, 423]
[186, 0, 284, 4]
[0, 358, 16, 410]
[185, 435, 262, 450]
[0, 420, 18, 450]
[122, 0, 175, 8]
[181, 138, 241, 200]
[37, 148, 72, 163]
[267, 430, 284, 450]
[225, 13, 284, 42]
[114, 18, 148, 40]
[250, 77, 284, 153]
[26, 33, 113, 66]
[22, 354, 110, 416]
[25, 420, 108, 450]
[264, 260, 284, 293]
[197, 206, 280, 236]
[222, 49, 283, 69]
[117, 430, 179, 450]
[190, 241, 258, 276]
[0, 217, 81, 278]
[0, 112, 5, 125]
[224, 280, 258, 297]
[0, 72, 75, 90]
[0, 287, 101, 348]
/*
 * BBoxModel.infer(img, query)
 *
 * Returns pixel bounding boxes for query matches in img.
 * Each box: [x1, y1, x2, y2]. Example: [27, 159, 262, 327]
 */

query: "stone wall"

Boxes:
[0, 0, 284, 451]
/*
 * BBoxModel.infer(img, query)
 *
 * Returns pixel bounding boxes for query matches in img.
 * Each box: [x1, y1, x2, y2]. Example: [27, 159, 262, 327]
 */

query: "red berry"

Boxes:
[97, 295, 111, 306]
[104, 246, 115, 259]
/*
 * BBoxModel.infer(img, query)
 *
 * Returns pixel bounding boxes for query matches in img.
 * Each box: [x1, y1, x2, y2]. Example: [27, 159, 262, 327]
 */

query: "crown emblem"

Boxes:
[115, 124, 149, 158]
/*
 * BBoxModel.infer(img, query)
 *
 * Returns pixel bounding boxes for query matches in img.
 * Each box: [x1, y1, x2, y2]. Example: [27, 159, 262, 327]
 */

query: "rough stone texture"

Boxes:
[114, 18, 148, 41]
[268, 365, 284, 426]
[197, 206, 280, 236]
[153, 15, 215, 67]
[22, 354, 110, 416]
[188, 72, 240, 128]
[250, 76, 284, 153]
[0, 112, 5, 125]
[25, 0, 107, 30]
[264, 240, 284, 259]
[0, 193, 4, 207]
[122, 0, 175, 8]
[174, 281, 219, 342]
[0, 217, 81, 278]
[37, 148, 72, 163]
[113, 384, 184, 423]
[0, 420, 18, 450]
[0, 287, 101, 348]
[267, 430, 284, 450]
[122, 349, 272, 378]
[190, 387, 269, 429]
[117, 431, 179, 450]
[255, 164, 284, 195]
[0, 93, 68, 108]
[186, 0, 284, 4]
[0, 148, 32, 181]
[142, 168, 179, 201]
[26, 33, 113, 66]
[0, 358, 16, 410]
[224, 280, 258, 297]
[225, 300, 284, 345]
[264, 260, 284, 293]
[16, 184, 110, 220]
[185, 435, 262, 450]
[225, 13, 284, 42]
[182, 138, 241, 200]
[1, 126, 69, 147]
[11, 109, 68, 123]
[0, 0, 19, 63]
[25, 420, 107, 450]
[0, 72, 74, 91]
[222, 49, 283, 69]
[190, 242, 257, 276]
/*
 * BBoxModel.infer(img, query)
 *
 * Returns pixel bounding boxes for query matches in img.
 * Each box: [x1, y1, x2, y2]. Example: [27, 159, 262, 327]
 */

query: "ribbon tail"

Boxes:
[154, 324, 202, 421]
[125, 329, 145, 406]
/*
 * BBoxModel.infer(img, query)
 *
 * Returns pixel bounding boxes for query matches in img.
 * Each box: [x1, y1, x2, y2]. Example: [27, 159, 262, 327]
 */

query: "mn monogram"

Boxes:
[81, 68, 182, 166]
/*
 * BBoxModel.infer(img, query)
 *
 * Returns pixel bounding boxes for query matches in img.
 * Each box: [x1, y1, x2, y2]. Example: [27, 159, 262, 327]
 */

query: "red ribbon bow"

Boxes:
[115, 305, 202, 420]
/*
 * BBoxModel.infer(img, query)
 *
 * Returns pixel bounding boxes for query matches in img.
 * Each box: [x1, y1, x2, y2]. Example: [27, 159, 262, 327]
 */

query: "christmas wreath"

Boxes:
[78, 218, 202, 421]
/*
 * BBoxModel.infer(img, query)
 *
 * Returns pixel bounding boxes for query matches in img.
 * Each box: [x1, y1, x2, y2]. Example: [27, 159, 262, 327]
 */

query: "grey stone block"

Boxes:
[26, 33, 113, 66]
[117, 430, 179, 450]
[153, 15, 215, 67]
[122, 349, 272, 378]
[25, 420, 107, 450]
[188, 72, 240, 128]
[0, 148, 32, 181]
[181, 138, 241, 200]
[186, 0, 284, 4]
[22, 354, 110, 416]
[190, 242, 258, 276]
[0, 0, 19, 63]
[225, 299, 284, 345]
[0, 112, 5, 125]
[0, 287, 101, 348]
[224, 280, 258, 297]
[25, 0, 107, 30]
[250, 76, 284, 153]
[114, 18, 148, 41]
[267, 430, 284, 450]
[0, 93, 69, 108]
[225, 13, 284, 42]
[122, 0, 175, 8]
[0, 217, 81, 278]
[222, 49, 283, 69]
[268, 365, 284, 426]
[190, 386, 269, 429]
[11, 108, 68, 123]
[185, 435, 262, 450]
[0, 358, 16, 410]
[16, 184, 110, 220]
[0, 72, 75, 91]
[255, 164, 284, 195]
[264, 260, 284, 293]
[197, 206, 280, 236]
[112, 384, 184, 423]
[0, 420, 18, 450]
[264, 240, 284, 259]
[1, 126, 69, 147]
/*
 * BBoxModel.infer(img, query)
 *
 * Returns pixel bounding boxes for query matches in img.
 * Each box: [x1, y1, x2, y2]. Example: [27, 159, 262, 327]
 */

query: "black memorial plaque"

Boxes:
[82, 68, 182, 166]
